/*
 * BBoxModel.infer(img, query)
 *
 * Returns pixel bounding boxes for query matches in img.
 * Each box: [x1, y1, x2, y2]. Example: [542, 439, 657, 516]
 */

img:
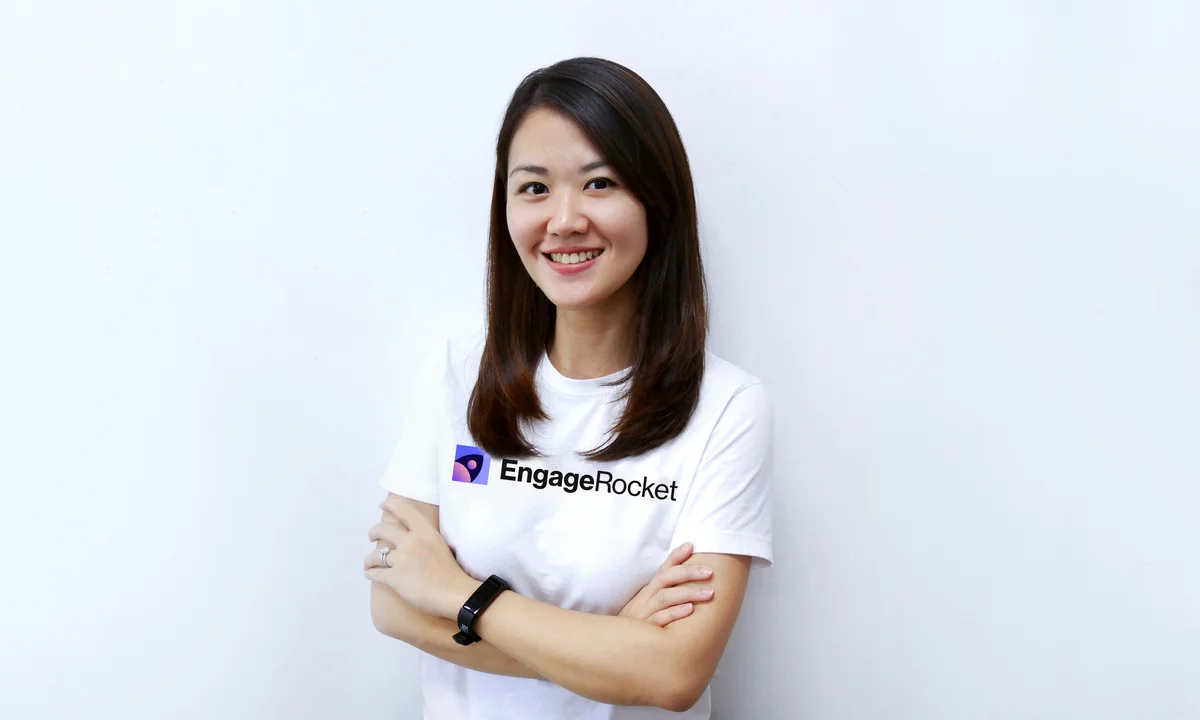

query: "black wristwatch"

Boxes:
[452, 575, 511, 646]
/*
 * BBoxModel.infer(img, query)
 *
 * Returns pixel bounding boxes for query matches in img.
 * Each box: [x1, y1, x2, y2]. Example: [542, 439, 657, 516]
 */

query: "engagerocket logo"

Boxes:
[452, 444, 490, 485]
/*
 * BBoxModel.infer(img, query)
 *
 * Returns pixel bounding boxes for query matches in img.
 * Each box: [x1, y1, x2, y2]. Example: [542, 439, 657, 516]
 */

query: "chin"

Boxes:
[545, 292, 604, 311]
[539, 275, 639, 313]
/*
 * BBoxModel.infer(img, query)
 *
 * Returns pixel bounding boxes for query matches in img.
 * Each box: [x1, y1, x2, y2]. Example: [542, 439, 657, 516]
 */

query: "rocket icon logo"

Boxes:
[452, 444, 490, 485]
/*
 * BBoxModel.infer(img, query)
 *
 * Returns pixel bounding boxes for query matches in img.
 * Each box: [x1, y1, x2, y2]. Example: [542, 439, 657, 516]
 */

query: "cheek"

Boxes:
[506, 204, 542, 253]
[595, 203, 648, 259]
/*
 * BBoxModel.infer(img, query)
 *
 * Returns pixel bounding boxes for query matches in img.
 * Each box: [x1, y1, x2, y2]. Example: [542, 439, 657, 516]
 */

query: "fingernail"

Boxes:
[683, 542, 693, 552]
[700, 588, 714, 598]
[681, 603, 693, 612]
[699, 566, 713, 576]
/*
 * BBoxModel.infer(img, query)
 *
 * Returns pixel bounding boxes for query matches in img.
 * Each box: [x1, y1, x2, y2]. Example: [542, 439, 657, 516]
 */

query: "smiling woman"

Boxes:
[367, 57, 773, 720]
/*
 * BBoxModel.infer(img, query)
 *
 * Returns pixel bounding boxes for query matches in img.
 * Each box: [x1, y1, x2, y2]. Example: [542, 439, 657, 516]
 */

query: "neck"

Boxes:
[548, 286, 637, 380]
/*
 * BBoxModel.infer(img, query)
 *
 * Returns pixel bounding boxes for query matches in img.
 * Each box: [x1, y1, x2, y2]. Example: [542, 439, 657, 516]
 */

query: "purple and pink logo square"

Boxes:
[452, 444, 490, 485]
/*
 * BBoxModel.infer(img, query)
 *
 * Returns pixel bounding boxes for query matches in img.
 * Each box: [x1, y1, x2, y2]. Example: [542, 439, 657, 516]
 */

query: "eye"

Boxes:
[586, 177, 617, 191]
[518, 182, 548, 196]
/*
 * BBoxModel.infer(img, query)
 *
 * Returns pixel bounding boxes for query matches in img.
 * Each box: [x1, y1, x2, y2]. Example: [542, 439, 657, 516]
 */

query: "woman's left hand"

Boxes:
[364, 497, 476, 620]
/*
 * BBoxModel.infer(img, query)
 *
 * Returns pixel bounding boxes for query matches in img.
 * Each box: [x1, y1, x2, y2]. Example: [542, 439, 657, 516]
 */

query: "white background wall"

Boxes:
[2, 2, 1197, 719]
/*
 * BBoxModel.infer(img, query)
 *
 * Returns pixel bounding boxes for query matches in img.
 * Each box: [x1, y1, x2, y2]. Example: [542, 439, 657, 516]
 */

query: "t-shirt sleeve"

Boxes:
[377, 338, 453, 506]
[670, 381, 774, 569]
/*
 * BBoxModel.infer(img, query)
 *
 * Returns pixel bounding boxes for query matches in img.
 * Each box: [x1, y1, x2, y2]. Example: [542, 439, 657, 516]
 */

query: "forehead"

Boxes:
[508, 107, 601, 167]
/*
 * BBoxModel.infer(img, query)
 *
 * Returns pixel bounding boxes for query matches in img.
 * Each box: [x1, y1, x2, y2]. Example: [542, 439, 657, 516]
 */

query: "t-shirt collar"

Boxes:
[535, 351, 632, 397]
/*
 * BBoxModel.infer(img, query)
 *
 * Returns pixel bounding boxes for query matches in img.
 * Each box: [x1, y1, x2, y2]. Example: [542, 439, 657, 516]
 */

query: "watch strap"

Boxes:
[452, 575, 511, 646]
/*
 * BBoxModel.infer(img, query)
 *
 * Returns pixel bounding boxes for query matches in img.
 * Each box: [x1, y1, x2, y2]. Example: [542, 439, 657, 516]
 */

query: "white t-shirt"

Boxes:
[378, 331, 773, 720]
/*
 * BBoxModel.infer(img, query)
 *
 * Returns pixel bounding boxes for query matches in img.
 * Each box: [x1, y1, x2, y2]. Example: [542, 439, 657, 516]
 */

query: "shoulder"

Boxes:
[698, 351, 771, 419]
[416, 327, 486, 388]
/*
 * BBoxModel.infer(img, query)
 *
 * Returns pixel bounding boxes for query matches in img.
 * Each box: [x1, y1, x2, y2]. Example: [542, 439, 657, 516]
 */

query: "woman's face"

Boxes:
[506, 107, 648, 312]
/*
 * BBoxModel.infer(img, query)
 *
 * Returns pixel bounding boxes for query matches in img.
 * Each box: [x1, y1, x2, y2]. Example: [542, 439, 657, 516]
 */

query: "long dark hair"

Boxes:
[467, 57, 707, 463]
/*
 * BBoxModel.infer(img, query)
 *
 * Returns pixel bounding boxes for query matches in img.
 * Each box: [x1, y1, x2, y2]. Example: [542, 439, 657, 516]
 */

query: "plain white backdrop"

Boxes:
[2, 2, 1197, 719]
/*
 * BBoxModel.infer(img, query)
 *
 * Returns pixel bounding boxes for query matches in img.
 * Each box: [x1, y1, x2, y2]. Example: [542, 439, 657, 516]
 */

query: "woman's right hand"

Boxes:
[619, 542, 716, 627]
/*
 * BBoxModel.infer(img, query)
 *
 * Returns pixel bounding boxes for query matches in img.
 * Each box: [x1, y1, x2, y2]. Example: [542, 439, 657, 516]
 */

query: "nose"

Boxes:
[546, 191, 589, 238]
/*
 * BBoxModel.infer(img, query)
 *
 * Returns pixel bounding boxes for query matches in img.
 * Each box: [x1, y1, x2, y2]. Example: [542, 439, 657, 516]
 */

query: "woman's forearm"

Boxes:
[371, 583, 540, 679]
[368, 497, 730, 711]
[471, 589, 692, 711]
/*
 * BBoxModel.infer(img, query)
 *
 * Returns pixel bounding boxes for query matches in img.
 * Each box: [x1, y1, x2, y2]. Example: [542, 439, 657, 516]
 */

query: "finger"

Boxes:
[363, 546, 393, 571]
[375, 508, 401, 550]
[644, 543, 695, 597]
[657, 563, 714, 589]
[647, 603, 693, 628]
[367, 522, 406, 546]
[653, 585, 715, 612]
[659, 542, 694, 571]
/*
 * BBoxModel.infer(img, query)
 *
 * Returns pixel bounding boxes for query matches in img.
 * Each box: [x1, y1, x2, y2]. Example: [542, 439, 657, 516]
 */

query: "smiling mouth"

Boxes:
[545, 249, 604, 265]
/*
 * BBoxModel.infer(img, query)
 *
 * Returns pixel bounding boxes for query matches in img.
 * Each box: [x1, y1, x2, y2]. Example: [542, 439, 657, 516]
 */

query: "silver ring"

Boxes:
[379, 546, 390, 568]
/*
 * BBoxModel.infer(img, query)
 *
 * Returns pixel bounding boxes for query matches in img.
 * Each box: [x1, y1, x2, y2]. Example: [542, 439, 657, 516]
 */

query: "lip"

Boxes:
[543, 248, 603, 276]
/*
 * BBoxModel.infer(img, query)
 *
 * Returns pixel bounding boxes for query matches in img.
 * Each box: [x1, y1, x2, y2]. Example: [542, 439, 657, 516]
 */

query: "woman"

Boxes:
[364, 57, 773, 719]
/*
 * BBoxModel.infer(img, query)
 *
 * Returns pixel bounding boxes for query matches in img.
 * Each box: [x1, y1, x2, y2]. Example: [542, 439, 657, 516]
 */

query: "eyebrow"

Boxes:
[508, 160, 611, 178]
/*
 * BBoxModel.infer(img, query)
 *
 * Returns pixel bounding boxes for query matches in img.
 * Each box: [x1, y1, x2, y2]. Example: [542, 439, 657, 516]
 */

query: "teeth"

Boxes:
[550, 250, 602, 265]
